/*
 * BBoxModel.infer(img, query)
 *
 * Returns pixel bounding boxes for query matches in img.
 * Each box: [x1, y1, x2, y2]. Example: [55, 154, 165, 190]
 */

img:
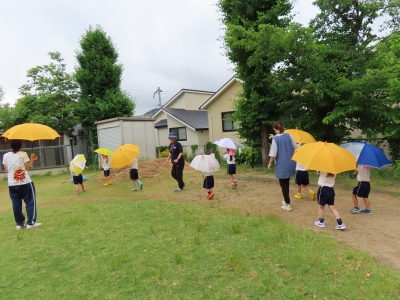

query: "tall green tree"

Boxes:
[75, 25, 135, 149]
[2, 52, 79, 132]
[218, 0, 293, 167]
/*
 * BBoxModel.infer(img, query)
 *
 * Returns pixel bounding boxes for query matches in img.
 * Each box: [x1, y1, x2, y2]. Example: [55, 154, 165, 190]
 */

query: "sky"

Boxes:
[0, 0, 320, 116]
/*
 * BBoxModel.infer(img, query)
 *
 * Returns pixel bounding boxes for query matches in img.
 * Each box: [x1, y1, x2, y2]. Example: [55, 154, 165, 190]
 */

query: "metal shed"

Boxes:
[95, 117, 157, 160]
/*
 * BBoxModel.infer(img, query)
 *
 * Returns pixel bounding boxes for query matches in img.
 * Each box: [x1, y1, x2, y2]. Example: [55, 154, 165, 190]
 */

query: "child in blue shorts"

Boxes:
[314, 171, 346, 230]
[294, 162, 316, 200]
[350, 165, 372, 214]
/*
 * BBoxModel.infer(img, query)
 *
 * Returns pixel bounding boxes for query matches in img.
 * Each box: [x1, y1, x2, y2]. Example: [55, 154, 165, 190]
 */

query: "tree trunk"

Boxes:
[260, 123, 269, 168]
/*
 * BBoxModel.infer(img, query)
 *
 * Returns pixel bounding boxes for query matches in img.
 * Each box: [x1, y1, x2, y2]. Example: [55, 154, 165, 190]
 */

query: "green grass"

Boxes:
[0, 172, 399, 299]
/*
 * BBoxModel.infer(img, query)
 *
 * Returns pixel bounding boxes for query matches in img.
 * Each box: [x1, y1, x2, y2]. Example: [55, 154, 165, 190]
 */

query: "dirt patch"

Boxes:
[95, 158, 196, 182]
[97, 158, 400, 272]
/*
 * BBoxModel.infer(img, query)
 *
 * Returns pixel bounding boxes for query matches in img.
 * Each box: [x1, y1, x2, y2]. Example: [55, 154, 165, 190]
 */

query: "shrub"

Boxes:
[156, 146, 169, 158]
[204, 142, 222, 162]
[159, 149, 170, 158]
[235, 146, 262, 167]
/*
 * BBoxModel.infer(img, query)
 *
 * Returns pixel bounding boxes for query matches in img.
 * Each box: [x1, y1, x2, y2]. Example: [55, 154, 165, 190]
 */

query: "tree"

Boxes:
[1, 52, 79, 132]
[75, 25, 135, 149]
[218, 0, 293, 167]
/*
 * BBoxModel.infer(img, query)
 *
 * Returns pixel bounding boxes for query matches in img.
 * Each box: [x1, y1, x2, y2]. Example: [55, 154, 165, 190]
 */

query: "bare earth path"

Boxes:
[104, 159, 400, 273]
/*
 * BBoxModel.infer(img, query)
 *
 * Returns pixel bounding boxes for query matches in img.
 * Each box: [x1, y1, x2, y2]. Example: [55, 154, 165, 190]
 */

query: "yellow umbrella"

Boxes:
[69, 154, 86, 176]
[94, 148, 114, 156]
[110, 144, 140, 169]
[291, 141, 356, 174]
[1, 121, 60, 141]
[285, 128, 316, 144]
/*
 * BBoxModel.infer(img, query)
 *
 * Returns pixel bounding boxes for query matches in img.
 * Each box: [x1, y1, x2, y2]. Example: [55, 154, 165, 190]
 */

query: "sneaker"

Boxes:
[360, 209, 372, 215]
[139, 182, 143, 190]
[233, 181, 238, 187]
[349, 207, 361, 214]
[132, 189, 137, 192]
[281, 204, 293, 211]
[281, 200, 286, 205]
[294, 193, 302, 199]
[27, 223, 42, 230]
[230, 186, 236, 189]
[76, 191, 80, 195]
[16, 224, 24, 230]
[104, 182, 109, 186]
[175, 188, 182, 192]
[207, 192, 214, 200]
[314, 221, 326, 228]
[335, 224, 346, 230]
[309, 190, 316, 201]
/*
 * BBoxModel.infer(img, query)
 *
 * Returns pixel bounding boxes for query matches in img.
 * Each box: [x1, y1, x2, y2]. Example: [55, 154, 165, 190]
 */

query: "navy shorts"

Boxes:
[73, 174, 83, 184]
[227, 164, 236, 175]
[203, 176, 214, 189]
[130, 169, 139, 180]
[104, 169, 110, 177]
[353, 181, 370, 198]
[317, 186, 335, 206]
[295, 170, 309, 186]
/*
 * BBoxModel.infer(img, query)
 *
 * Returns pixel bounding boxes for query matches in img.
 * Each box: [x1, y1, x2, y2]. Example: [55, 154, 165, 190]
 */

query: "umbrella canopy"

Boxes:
[94, 148, 114, 157]
[340, 142, 392, 169]
[214, 138, 243, 149]
[285, 128, 316, 144]
[111, 144, 140, 169]
[291, 141, 356, 174]
[1, 121, 60, 141]
[69, 154, 86, 176]
[190, 153, 220, 173]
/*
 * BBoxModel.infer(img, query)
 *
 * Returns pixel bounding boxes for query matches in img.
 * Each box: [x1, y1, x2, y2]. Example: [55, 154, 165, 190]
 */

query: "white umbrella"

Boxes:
[190, 153, 220, 172]
[214, 138, 243, 149]
[69, 154, 86, 176]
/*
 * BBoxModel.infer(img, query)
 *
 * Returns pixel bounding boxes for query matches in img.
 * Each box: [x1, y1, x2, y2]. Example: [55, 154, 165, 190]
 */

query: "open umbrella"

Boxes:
[190, 153, 220, 173]
[340, 142, 392, 169]
[111, 144, 140, 169]
[285, 128, 316, 144]
[1, 121, 60, 141]
[94, 148, 114, 157]
[292, 141, 356, 174]
[69, 154, 86, 176]
[214, 138, 243, 149]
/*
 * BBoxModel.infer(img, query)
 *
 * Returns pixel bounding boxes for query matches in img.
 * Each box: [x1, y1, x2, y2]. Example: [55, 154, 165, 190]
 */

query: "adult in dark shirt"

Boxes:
[166, 132, 185, 192]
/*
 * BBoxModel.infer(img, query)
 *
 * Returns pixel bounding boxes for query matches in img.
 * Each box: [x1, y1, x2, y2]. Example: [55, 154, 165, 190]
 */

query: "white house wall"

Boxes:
[157, 127, 169, 147]
[185, 93, 212, 110]
[121, 121, 156, 159]
[98, 126, 122, 151]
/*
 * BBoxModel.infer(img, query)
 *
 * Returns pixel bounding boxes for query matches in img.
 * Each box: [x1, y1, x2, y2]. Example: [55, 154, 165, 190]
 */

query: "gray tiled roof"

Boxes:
[163, 108, 208, 130]
[154, 119, 167, 128]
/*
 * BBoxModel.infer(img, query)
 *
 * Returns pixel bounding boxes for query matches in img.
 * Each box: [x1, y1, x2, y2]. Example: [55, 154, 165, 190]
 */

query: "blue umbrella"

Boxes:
[340, 142, 392, 169]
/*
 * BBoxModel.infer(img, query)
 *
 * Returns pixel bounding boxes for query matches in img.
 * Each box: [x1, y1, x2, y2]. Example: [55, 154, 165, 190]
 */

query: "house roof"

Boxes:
[163, 108, 208, 131]
[154, 119, 167, 128]
[152, 89, 214, 119]
[199, 76, 243, 110]
[94, 116, 155, 124]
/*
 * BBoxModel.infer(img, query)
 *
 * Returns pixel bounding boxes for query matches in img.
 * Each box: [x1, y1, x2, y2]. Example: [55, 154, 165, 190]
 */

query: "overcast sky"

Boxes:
[0, 0, 320, 115]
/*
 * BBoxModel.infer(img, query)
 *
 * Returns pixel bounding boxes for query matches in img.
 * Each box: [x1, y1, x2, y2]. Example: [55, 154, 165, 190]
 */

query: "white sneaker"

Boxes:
[281, 204, 293, 211]
[27, 223, 42, 230]
[175, 188, 182, 192]
[281, 200, 286, 205]
[16, 224, 24, 230]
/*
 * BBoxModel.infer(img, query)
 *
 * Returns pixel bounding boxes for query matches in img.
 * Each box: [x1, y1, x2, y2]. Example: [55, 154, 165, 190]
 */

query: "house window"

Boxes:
[170, 127, 187, 141]
[222, 112, 238, 132]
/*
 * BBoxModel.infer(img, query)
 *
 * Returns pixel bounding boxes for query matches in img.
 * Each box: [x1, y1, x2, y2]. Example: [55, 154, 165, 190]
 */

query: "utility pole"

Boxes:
[153, 87, 163, 108]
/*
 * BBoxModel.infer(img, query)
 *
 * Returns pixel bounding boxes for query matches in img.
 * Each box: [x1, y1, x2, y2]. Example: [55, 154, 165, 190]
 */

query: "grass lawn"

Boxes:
[0, 170, 399, 299]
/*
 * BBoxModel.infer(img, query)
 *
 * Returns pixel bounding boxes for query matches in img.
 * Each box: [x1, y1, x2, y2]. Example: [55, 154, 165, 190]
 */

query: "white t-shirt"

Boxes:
[101, 158, 110, 170]
[357, 165, 371, 182]
[318, 172, 336, 187]
[296, 162, 307, 171]
[226, 155, 235, 165]
[269, 133, 298, 158]
[130, 159, 138, 169]
[203, 171, 213, 177]
[2, 151, 32, 186]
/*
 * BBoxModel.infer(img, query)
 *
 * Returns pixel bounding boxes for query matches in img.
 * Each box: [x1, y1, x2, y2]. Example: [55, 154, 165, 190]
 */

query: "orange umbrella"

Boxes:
[292, 141, 356, 174]
[285, 128, 316, 144]
[110, 144, 140, 169]
[1, 121, 60, 141]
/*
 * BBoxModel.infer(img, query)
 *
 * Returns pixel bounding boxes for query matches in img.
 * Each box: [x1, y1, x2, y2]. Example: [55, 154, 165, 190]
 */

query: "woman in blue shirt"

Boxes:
[268, 121, 298, 211]
[166, 132, 185, 192]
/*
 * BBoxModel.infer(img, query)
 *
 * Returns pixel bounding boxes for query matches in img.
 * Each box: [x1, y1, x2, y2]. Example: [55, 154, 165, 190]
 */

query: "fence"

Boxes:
[0, 145, 69, 173]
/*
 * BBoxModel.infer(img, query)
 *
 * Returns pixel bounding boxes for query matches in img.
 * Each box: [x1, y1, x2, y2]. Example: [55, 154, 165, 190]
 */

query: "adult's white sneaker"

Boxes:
[27, 223, 42, 230]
